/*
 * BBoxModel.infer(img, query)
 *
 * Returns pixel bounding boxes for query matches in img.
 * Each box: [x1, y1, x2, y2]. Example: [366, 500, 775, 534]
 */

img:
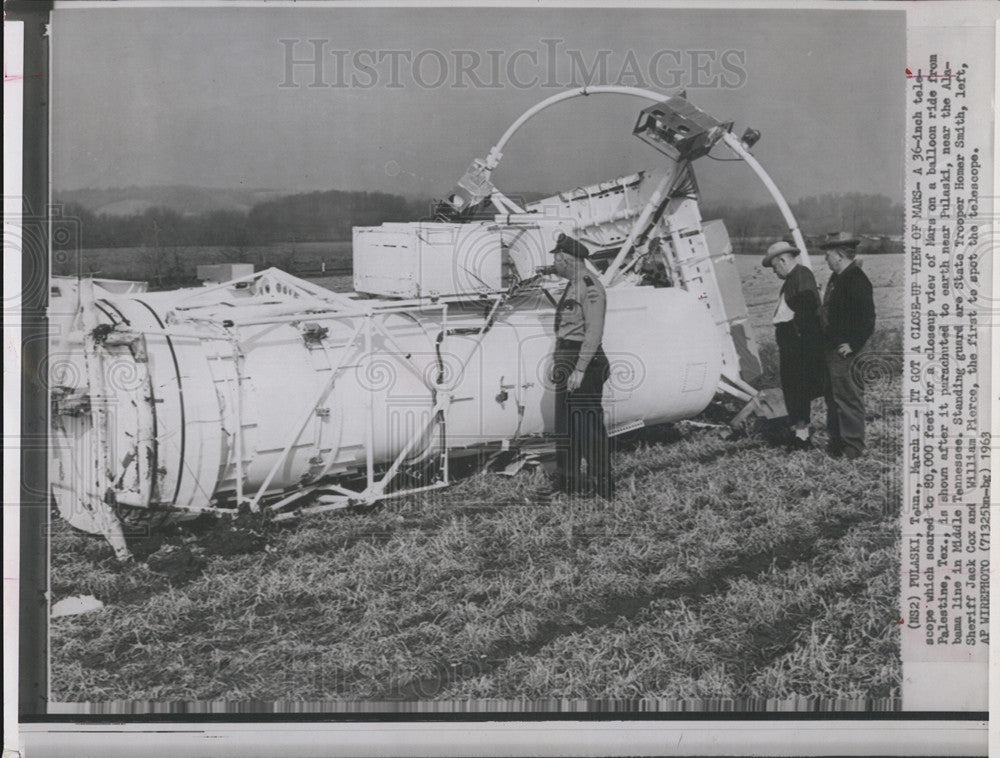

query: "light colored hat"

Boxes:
[762, 240, 800, 268]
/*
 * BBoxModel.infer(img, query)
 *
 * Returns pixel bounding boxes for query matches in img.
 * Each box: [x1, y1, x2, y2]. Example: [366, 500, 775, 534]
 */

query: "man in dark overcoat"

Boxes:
[820, 234, 876, 459]
[762, 240, 825, 450]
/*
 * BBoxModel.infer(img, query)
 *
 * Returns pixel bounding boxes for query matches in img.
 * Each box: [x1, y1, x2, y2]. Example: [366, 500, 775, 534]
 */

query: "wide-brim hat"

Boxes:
[549, 233, 589, 260]
[818, 232, 861, 251]
[761, 240, 800, 269]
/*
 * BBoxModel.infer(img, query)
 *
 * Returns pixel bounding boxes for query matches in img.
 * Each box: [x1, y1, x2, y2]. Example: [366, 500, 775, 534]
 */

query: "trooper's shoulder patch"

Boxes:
[583, 275, 595, 287]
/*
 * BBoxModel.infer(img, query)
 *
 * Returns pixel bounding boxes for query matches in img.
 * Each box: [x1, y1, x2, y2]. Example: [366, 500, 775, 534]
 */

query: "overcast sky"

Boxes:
[51, 5, 905, 207]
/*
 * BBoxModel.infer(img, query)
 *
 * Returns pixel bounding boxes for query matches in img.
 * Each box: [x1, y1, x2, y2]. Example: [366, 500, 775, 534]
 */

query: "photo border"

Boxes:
[5, 0, 995, 755]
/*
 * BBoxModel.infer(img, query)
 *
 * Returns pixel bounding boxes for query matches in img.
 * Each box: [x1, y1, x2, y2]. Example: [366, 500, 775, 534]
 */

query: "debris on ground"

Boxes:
[51, 595, 105, 618]
[145, 544, 207, 584]
[195, 513, 269, 557]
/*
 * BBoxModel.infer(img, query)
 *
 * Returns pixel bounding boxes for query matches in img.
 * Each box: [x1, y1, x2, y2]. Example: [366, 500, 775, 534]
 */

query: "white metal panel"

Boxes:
[353, 226, 419, 297]
[355, 223, 509, 297]
[51, 274, 723, 527]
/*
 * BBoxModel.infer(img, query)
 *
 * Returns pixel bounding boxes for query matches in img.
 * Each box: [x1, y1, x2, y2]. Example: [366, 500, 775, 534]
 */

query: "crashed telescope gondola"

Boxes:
[49, 88, 808, 560]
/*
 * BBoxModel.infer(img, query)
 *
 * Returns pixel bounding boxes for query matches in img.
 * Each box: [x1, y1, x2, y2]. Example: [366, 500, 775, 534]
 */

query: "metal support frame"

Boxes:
[716, 374, 755, 403]
[97, 329, 157, 510]
[231, 339, 247, 508]
[719, 370, 759, 399]
[65, 89, 817, 543]
[258, 288, 510, 519]
[482, 85, 669, 175]
[602, 167, 684, 286]
[241, 90, 813, 518]
[97, 269, 509, 522]
[363, 315, 375, 487]
[77, 280, 131, 561]
[720, 131, 811, 269]
[266, 353, 452, 519]
[490, 190, 526, 215]
[244, 317, 367, 512]
[228, 293, 463, 517]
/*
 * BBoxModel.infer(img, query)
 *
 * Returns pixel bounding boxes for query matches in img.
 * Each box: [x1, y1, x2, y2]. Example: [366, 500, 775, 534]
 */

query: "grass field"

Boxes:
[49, 254, 904, 707]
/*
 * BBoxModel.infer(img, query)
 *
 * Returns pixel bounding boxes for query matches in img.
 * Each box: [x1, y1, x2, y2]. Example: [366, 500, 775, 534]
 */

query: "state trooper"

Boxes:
[543, 233, 614, 501]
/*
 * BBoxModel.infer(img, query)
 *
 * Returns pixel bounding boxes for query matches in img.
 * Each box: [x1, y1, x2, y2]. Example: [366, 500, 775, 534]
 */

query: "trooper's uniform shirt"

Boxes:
[555, 270, 607, 373]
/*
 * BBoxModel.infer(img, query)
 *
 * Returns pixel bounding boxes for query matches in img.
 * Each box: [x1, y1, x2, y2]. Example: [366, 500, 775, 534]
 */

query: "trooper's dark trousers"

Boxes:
[553, 339, 614, 499]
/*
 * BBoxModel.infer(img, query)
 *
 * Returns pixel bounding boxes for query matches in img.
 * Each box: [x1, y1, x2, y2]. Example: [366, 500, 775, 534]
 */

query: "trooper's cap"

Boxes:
[761, 240, 800, 269]
[549, 233, 590, 260]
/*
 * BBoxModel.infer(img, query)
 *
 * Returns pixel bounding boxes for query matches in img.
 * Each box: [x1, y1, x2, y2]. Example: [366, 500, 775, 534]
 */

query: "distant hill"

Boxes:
[700, 193, 903, 241]
[55, 185, 286, 217]
[54, 184, 556, 220]
[54, 185, 902, 259]
[248, 189, 427, 240]
[53, 186, 435, 251]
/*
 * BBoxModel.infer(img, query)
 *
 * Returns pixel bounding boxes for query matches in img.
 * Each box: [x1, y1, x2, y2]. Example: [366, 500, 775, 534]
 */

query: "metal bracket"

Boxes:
[302, 321, 329, 348]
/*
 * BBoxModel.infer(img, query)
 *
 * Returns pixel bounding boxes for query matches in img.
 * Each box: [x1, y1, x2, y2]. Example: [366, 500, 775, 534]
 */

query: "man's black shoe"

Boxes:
[826, 438, 845, 458]
[787, 435, 812, 452]
[526, 482, 566, 504]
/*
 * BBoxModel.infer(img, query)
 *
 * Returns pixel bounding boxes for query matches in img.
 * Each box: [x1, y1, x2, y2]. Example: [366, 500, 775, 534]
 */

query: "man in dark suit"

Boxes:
[820, 234, 876, 459]
[762, 240, 825, 450]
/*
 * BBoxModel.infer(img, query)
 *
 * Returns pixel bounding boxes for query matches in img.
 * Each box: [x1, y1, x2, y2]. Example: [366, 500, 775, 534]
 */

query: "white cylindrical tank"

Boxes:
[50, 274, 722, 533]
